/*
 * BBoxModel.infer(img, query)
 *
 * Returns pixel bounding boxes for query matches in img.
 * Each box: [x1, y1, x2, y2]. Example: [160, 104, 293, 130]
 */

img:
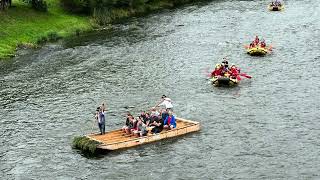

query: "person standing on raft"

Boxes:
[156, 95, 173, 111]
[95, 103, 106, 135]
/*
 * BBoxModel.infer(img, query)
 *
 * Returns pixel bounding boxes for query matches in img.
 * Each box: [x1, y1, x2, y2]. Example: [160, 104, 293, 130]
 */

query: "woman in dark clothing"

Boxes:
[150, 116, 164, 134]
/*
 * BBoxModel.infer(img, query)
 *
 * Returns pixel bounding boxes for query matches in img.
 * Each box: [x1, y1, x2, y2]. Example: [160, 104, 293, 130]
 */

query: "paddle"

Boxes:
[203, 67, 212, 78]
[91, 119, 95, 133]
[236, 75, 242, 81]
[91, 113, 97, 134]
[239, 73, 252, 79]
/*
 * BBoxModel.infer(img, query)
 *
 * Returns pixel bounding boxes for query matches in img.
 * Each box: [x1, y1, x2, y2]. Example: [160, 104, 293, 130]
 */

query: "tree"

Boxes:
[22, 0, 48, 11]
[0, 0, 12, 10]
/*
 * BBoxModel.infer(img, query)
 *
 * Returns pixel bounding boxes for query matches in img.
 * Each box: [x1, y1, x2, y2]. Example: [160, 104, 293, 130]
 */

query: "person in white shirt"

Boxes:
[156, 95, 173, 111]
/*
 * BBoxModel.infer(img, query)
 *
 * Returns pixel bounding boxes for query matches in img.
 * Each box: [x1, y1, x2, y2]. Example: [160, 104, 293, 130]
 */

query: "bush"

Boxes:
[60, 0, 91, 14]
[132, 0, 145, 9]
[23, 0, 48, 11]
[72, 136, 101, 156]
[36, 35, 48, 44]
[47, 31, 61, 41]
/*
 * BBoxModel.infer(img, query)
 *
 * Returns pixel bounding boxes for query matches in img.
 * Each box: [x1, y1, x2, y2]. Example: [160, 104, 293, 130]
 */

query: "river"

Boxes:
[1, 0, 320, 179]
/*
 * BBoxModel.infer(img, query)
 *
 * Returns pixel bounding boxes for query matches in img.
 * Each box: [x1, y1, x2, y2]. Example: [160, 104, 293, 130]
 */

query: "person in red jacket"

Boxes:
[254, 36, 260, 45]
[210, 64, 223, 77]
[249, 41, 255, 48]
[260, 40, 266, 48]
[229, 65, 239, 79]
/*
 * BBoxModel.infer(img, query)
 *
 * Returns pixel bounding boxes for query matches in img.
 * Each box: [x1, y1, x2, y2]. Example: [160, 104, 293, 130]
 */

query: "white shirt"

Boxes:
[159, 98, 173, 109]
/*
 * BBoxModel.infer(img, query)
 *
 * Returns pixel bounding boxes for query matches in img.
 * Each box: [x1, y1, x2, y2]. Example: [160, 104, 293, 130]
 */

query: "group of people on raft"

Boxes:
[210, 58, 241, 79]
[121, 95, 175, 137]
[95, 95, 176, 136]
[249, 36, 267, 48]
[270, 0, 282, 7]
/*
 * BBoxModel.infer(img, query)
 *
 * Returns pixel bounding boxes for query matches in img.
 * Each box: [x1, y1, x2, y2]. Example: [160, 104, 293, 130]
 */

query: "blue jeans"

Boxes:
[98, 122, 105, 134]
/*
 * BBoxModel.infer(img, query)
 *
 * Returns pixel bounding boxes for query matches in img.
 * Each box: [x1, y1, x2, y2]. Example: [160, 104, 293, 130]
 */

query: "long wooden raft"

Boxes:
[86, 117, 200, 151]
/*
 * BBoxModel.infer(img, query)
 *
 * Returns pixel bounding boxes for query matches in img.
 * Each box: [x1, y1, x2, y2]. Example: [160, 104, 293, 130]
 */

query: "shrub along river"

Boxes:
[1, 0, 319, 179]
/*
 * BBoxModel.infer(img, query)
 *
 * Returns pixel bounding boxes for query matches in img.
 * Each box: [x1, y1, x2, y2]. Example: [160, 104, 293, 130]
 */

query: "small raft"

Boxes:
[86, 117, 200, 151]
[210, 76, 239, 87]
[268, 4, 284, 11]
[246, 46, 269, 56]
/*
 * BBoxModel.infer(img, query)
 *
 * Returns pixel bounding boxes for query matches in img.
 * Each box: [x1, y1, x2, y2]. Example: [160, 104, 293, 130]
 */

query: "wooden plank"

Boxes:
[89, 117, 200, 150]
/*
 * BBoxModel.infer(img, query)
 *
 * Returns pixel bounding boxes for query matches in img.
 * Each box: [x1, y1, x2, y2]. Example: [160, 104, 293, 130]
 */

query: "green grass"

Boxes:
[0, 0, 207, 59]
[72, 136, 101, 156]
[0, 0, 92, 59]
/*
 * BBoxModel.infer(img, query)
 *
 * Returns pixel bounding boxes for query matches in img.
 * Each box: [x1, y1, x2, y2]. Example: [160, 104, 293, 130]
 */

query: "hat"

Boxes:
[96, 107, 100, 111]
[161, 95, 166, 98]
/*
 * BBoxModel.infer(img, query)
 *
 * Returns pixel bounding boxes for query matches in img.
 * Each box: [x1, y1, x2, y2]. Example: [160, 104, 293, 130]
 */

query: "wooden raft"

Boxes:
[86, 117, 200, 151]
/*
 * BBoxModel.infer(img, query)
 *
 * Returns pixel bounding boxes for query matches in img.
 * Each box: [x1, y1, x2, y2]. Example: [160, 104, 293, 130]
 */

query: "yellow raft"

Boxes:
[87, 117, 200, 151]
[268, 4, 284, 11]
[246, 46, 269, 56]
[210, 76, 239, 87]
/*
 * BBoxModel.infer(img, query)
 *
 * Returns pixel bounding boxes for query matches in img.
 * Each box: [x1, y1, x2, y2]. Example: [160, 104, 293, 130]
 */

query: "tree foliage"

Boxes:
[22, 0, 48, 11]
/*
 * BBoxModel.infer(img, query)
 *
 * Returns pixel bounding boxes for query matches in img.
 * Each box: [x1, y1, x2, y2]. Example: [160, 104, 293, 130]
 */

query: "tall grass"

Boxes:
[0, 0, 91, 59]
[72, 136, 101, 156]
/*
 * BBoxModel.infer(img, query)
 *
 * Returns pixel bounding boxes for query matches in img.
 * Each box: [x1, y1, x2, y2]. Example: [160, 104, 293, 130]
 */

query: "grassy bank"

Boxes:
[0, 0, 92, 59]
[0, 0, 207, 59]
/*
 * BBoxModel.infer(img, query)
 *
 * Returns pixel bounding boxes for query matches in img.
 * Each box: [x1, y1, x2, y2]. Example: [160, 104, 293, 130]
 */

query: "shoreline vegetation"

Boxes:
[0, 0, 209, 59]
[72, 136, 101, 156]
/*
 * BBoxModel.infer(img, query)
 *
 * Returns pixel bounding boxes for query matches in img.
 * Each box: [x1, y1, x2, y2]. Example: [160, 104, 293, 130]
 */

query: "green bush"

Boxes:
[36, 35, 48, 44]
[60, 0, 91, 14]
[23, 0, 48, 11]
[132, 0, 145, 9]
[72, 136, 101, 155]
[47, 31, 61, 41]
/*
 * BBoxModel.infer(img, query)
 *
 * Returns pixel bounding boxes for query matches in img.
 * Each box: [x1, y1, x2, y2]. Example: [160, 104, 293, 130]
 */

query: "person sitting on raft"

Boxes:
[222, 59, 229, 74]
[229, 65, 240, 79]
[160, 109, 169, 124]
[164, 111, 176, 130]
[122, 113, 134, 134]
[210, 63, 223, 77]
[254, 36, 260, 45]
[260, 40, 266, 48]
[249, 41, 255, 48]
[274, 0, 281, 6]
[142, 112, 151, 127]
[132, 116, 147, 137]
[150, 114, 164, 134]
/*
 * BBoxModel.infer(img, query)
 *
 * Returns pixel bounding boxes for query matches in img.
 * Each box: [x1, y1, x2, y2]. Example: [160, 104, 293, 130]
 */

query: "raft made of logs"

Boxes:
[86, 117, 200, 151]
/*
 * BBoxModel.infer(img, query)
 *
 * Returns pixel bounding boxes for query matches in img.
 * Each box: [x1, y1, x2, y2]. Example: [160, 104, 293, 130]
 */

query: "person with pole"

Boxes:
[155, 95, 173, 112]
[95, 103, 106, 135]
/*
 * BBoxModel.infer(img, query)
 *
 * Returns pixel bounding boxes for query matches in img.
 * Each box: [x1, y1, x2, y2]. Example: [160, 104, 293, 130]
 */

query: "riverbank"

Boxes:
[0, 0, 209, 60]
[0, 0, 92, 59]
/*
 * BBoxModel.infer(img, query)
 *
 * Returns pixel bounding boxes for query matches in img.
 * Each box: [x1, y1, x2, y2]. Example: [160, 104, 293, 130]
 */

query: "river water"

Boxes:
[1, 0, 320, 179]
